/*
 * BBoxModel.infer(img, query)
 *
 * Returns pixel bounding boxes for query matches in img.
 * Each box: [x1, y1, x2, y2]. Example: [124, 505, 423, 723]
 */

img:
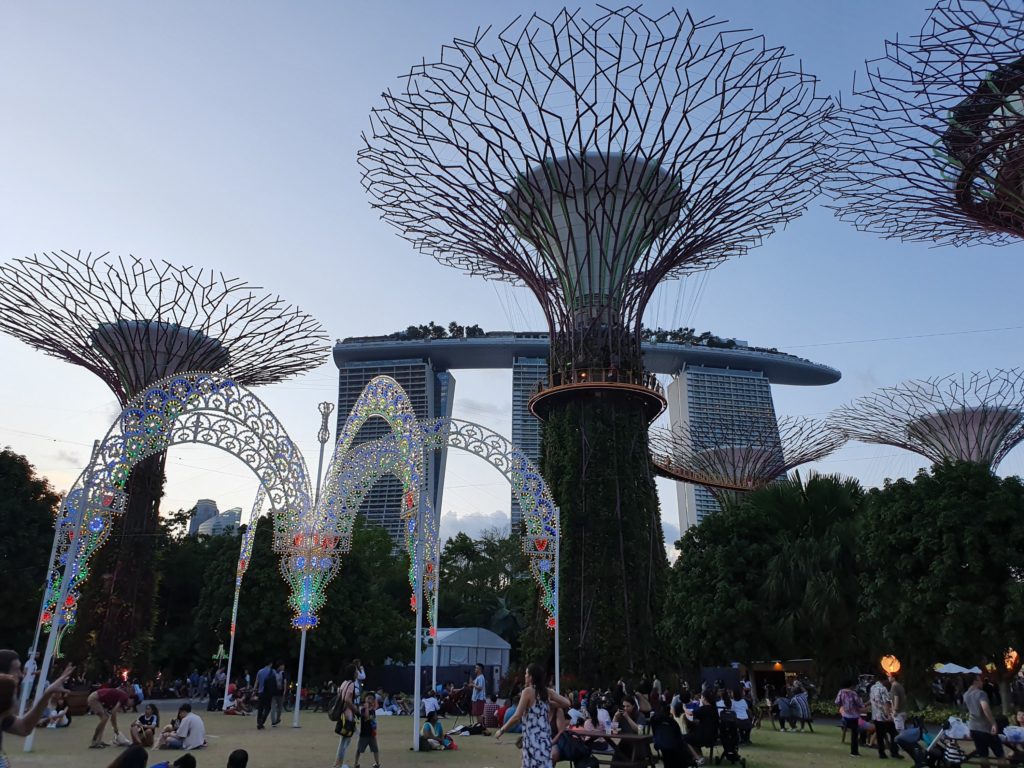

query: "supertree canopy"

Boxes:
[0, 251, 327, 403]
[0, 250, 328, 672]
[650, 413, 847, 499]
[824, 0, 1024, 245]
[360, 7, 833, 681]
[830, 369, 1024, 470]
[360, 6, 833, 416]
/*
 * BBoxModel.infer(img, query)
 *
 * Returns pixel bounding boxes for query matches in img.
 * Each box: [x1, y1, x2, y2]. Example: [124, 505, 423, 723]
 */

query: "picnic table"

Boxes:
[570, 728, 658, 768]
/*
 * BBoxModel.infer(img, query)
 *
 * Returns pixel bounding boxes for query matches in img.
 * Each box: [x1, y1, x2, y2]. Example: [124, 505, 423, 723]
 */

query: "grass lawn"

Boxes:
[8, 711, 864, 767]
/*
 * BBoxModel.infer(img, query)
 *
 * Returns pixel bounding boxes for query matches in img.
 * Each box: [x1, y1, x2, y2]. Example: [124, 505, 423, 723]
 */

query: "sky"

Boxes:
[1, 1, 1022, 550]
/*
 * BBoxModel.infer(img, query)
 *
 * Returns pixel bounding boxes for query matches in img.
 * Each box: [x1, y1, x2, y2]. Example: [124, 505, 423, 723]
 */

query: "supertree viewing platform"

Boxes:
[0, 251, 327, 670]
[360, 7, 832, 678]
[650, 414, 846, 500]
[830, 369, 1024, 470]
[825, 0, 1024, 245]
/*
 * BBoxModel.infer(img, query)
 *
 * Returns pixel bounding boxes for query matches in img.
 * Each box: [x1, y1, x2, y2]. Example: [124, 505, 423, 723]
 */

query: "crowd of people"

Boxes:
[0, 648, 258, 768]
[837, 672, 1024, 764]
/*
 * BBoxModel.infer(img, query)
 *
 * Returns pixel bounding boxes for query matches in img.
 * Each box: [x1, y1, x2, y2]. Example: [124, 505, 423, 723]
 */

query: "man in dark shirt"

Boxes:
[685, 691, 719, 760]
[255, 661, 277, 730]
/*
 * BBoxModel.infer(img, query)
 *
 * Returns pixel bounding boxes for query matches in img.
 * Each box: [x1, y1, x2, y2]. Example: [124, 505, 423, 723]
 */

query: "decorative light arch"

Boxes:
[42, 372, 321, 642]
[321, 376, 559, 630]
[320, 378, 433, 624]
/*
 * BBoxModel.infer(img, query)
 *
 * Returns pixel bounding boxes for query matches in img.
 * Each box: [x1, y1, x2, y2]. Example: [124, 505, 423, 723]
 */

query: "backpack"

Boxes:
[328, 682, 352, 722]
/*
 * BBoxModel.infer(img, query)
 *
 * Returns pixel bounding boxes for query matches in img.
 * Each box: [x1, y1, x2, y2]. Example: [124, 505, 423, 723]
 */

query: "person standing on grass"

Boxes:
[354, 692, 381, 768]
[472, 663, 488, 726]
[87, 685, 135, 748]
[869, 676, 901, 759]
[836, 680, 865, 757]
[333, 664, 359, 768]
[255, 660, 277, 730]
[496, 663, 572, 768]
[888, 673, 908, 733]
[964, 674, 1005, 760]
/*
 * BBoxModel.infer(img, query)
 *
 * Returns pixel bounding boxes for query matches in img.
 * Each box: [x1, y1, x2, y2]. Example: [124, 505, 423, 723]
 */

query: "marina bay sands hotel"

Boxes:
[334, 332, 840, 545]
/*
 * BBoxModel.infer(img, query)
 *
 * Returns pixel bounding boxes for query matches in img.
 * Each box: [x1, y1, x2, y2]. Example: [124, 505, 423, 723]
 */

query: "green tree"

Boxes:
[860, 461, 1024, 704]
[0, 448, 61, 654]
[661, 473, 865, 692]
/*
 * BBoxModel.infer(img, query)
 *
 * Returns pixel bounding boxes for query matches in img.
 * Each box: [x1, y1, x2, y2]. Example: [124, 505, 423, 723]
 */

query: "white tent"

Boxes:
[934, 663, 983, 674]
[421, 627, 511, 673]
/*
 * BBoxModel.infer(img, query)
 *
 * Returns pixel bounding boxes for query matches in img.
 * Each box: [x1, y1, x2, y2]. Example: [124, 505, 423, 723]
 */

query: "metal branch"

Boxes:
[360, 8, 833, 377]
[0, 251, 329, 403]
[830, 368, 1024, 469]
[650, 413, 846, 493]
[824, 0, 1024, 245]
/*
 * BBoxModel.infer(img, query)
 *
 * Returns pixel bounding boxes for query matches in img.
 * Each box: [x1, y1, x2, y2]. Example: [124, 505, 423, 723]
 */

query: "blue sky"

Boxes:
[1, 1, 1022, 547]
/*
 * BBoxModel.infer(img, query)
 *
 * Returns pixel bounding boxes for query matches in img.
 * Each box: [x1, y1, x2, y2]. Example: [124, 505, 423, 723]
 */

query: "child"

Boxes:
[131, 703, 160, 747]
[355, 691, 381, 768]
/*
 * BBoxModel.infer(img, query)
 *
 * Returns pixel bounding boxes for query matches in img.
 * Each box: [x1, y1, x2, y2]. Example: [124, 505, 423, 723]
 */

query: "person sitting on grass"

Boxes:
[502, 694, 523, 734]
[131, 703, 160, 747]
[420, 710, 455, 750]
[39, 692, 71, 729]
[483, 693, 500, 728]
[158, 703, 206, 750]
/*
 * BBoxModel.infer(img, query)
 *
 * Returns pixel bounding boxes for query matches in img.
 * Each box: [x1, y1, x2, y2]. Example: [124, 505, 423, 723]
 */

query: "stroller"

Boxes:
[715, 710, 746, 767]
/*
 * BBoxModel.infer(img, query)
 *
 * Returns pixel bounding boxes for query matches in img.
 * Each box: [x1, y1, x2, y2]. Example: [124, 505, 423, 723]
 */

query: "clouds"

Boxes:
[440, 508, 510, 541]
[54, 448, 82, 466]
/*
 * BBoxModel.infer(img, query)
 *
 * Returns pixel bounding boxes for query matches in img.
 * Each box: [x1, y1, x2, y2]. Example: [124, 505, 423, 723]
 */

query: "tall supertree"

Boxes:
[0, 251, 328, 671]
[359, 7, 833, 678]
[825, 0, 1024, 245]
[650, 413, 846, 501]
[830, 369, 1024, 470]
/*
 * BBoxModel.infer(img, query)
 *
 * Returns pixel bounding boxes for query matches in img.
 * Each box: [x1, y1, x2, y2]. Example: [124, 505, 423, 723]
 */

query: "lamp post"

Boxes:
[412, 489, 426, 751]
[293, 401, 334, 728]
[554, 506, 560, 695]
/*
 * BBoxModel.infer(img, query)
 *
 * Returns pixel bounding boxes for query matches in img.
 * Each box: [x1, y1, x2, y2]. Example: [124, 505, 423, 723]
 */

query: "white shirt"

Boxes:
[24, 658, 38, 677]
[472, 674, 486, 701]
[423, 695, 439, 714]
[175, 712, 206, 750]
[732, 699, 750, 721]
[597, 707, 612, 730]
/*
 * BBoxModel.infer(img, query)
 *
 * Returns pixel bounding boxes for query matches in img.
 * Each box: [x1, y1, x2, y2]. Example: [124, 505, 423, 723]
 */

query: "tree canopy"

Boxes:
[0, 448, 61, 654]
[860, 461, 1024, 685]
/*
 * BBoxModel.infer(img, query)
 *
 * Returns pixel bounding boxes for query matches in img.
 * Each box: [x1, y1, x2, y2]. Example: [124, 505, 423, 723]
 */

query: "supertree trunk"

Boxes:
[542, 397, 666, 683]
[68, 452, 167, 676]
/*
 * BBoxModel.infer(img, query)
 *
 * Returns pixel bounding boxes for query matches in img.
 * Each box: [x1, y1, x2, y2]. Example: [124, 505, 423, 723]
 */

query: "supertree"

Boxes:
[830, 369, 1024, 470]
[359, 7, 833, 678]
[650, 413, 847, 501]
[824, 0, 1024, 245]
[0, 250, 328, 671]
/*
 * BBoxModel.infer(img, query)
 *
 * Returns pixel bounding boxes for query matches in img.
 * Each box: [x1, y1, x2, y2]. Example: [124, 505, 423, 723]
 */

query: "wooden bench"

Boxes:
[573, 729, 658, 768]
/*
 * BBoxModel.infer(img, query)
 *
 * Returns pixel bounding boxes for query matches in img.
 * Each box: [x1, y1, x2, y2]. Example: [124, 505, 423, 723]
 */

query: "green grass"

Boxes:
[8, 711, 864, 767]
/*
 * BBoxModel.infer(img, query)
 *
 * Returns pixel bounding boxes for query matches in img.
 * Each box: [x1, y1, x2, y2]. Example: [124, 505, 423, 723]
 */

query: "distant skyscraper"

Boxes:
[335, 358, 455, 548]
[197, 506, 242, 536]
[667, 366, 779, 532]
[511, 356, 547, 530]
[188, 499, 219, 537]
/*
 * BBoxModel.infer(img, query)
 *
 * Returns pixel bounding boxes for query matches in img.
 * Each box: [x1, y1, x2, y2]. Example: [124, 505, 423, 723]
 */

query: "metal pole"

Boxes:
[223, 584, 242, 711]
[554, 506, 560, 695]
[21, 441, 99, 717]
[412, 492, 425, 752]
[430, 533, 440, 694]
[24, 476, 90, 753]
[293, 401, 333, 728]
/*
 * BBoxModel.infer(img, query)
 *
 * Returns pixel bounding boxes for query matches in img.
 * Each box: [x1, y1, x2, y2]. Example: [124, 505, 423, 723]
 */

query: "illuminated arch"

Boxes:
[43, 372, 322, 641]
[321, 376, 559, 630]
